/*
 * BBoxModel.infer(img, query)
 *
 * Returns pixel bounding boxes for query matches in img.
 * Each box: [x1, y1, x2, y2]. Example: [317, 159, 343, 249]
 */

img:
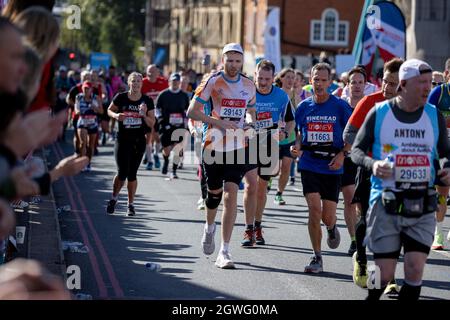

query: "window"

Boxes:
[313, 22, 321, 41]
[324, 11, 336, 41]
[310, 8, 349, 46]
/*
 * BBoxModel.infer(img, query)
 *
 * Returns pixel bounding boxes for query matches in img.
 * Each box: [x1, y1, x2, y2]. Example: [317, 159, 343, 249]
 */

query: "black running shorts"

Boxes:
[300, 170, 342, 203]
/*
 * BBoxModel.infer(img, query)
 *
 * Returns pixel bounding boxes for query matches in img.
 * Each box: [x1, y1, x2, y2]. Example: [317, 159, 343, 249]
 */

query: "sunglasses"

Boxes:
[432, 81, 443, 86]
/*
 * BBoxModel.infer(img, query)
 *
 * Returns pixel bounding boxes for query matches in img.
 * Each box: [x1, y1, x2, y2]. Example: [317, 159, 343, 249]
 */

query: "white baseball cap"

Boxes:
[398, 59, 432, 81]
[222, 43, 244, 55]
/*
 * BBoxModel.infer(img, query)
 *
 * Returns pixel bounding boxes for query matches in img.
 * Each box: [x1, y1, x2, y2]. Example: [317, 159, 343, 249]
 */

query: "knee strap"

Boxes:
[206, 191, 223, 210]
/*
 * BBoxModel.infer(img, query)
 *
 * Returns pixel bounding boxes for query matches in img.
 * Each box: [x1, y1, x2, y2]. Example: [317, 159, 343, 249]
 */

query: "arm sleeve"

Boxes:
[344, 96, 372, 144]
[436, 110, 450, 162]
[112, 93, 122, 107]
[351, 107, 377, 171]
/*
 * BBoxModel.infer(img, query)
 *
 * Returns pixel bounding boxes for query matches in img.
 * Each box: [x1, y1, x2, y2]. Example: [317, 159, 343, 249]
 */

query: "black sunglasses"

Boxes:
[432, 81, 443, 86]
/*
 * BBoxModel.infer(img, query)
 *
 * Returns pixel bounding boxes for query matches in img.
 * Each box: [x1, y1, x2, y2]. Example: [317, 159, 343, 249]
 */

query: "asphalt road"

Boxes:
[49, 135, 450, 300]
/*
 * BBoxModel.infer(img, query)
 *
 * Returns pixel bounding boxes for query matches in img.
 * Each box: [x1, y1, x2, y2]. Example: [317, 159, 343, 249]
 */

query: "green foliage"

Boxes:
[60, 0, 146, 70]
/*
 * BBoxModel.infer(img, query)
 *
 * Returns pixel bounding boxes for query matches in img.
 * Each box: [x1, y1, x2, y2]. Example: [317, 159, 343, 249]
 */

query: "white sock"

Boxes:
[220, 242, 230, 253]
[128, 202, 134, 207]
[112, 194, 118, 201]
[205, 223, 215, 233]
[436, 222, 443, 235]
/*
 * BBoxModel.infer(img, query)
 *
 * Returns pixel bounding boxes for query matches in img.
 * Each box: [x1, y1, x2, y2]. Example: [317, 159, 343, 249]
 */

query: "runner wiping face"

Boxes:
[222, 52, 243, 79]
[255, 68, 274, 94]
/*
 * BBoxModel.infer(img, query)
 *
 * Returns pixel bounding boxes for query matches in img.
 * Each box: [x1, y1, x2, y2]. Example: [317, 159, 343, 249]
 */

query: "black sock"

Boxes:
[276, 191, 282, 197]
[246, 224, 254, 231]
[254, 221, 262, 228]
[399, 283, 421, 301]
[355, 216, 367, 264]
[366, 287, 386, 301]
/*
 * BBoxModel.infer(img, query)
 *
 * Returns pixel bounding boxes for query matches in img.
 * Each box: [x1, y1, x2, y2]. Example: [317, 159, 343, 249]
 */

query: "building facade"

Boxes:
[243, 0, 365, 73]
[395, 0, 450, 71]
[168, 0, 245, 73]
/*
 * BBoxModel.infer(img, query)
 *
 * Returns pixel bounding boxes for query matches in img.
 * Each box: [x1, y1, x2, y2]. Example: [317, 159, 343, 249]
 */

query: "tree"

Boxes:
[60, 0, 146, 70]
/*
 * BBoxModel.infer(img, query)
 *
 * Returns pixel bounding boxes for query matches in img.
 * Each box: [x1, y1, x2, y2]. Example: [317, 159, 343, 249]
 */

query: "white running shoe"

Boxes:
[215, 250, 235, 269]
[201, 224, 216, 255]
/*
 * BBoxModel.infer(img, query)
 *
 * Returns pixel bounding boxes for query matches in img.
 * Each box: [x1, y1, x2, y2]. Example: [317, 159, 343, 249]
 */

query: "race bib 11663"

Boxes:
[307, 122, 333, 143]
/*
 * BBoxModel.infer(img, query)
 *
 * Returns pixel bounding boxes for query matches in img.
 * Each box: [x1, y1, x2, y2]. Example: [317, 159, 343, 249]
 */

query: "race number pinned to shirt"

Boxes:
[79, 115, 97, 127]
[307, 123, 333, 143]
[169, 113, 184, 125]
[220, 99, 246, 119]
[123, 111, 142, 127]
[395, 154, 430, 185]
[256, 112, 274, 130]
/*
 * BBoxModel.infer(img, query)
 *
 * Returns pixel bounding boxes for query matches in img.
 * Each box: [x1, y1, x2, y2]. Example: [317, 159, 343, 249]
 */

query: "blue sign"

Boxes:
[90, 52, 112, 71]
[153, 48, 167, 67]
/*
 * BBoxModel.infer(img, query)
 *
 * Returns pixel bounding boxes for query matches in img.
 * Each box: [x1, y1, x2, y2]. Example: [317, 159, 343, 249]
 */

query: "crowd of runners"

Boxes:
[0, 1, 449, 301]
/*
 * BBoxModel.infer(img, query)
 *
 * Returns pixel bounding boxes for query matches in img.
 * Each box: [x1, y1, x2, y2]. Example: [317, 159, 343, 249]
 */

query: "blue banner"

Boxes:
[90, 52, 112, 71]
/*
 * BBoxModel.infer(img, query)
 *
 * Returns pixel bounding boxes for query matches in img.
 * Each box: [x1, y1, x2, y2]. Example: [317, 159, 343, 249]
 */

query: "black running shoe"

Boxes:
[127, 204, 136, 216]
[106, 199, 117, 214]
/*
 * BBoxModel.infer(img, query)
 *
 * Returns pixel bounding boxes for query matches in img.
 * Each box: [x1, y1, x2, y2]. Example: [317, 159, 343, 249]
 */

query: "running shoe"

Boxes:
[431, 232, 445, 250]
[352, 252, 368, 288]
[304, 255, 323, 273]
[154, 154, 161, 169]
[384, 280, 400, 297]
[288, 177, 295, 186]
[274, 194, 286, 205]
[197, 199, 206, 211]
[146, 162, 153, 171]
[215, 250, 235, 269]
[254, 226, 265, 245]
[106, 199, 117, 215]
[178, 161, 184, 170]
[127, 204, 136, 217]
[171, 172, 179, 179]
[241, 229, 255, 247]
[348, 240, 357, 256]
[201, 224, 216, 255]
[326, 224, 341, 249]
[11, 200, 29, 209]
[142, 156, 148, 165]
